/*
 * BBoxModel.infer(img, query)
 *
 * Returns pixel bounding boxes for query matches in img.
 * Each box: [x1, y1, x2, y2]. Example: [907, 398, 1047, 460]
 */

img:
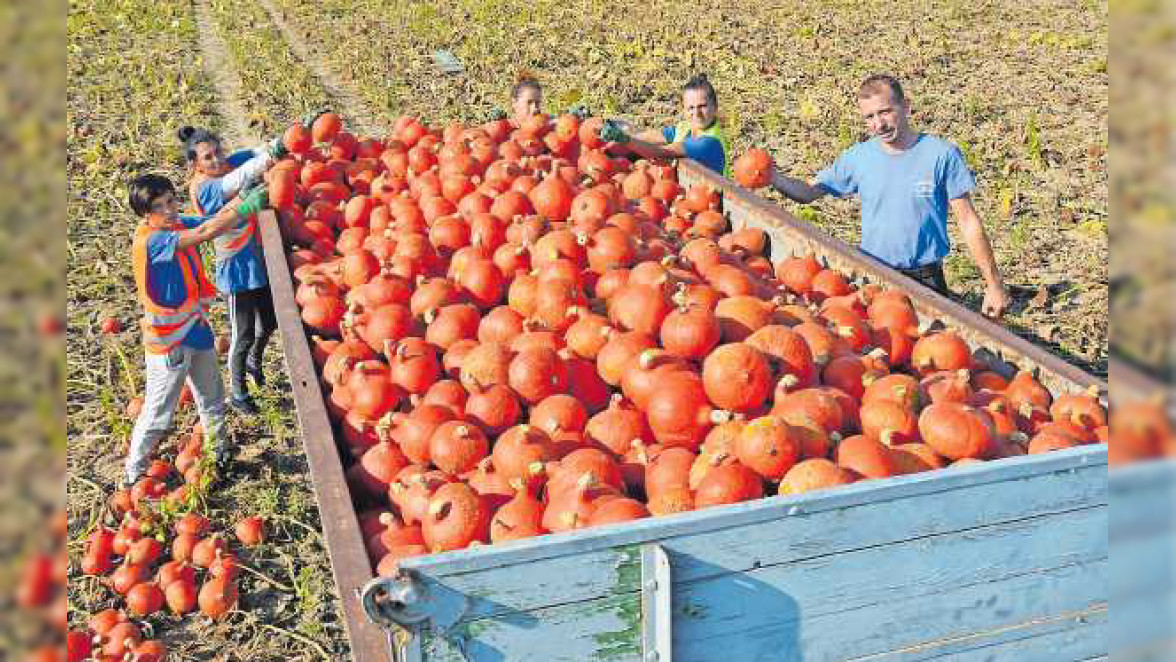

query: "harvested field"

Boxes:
[64, 0, 1108, 659]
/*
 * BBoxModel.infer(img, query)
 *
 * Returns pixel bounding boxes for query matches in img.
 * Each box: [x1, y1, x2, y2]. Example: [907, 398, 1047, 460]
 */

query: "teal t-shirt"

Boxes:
[815, 133, 975, 269]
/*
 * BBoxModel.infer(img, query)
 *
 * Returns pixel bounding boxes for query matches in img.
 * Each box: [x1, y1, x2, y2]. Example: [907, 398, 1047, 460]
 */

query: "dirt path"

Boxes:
[257, 0, 386, 138]
[192, 0, 258, 146]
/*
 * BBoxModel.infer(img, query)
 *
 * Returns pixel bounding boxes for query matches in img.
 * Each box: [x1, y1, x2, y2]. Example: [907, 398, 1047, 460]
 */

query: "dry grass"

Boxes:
[1108, 0, 1175, 380]
[274, 0, 1109, 375]
[1, 1, 67, 657]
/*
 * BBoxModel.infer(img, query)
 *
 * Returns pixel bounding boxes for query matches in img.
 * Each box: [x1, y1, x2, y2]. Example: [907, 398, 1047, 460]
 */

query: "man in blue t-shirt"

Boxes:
[769, 75, 1009, 318]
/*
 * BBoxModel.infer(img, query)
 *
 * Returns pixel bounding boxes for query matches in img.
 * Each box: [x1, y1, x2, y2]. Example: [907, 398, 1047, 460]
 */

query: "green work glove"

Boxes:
[486, 107, 507, 122]
[567, 104, 591, 121]
[301, 109, 329, 129]
[266, 136, 288, 159]
[236, 185, 269, 218]
[599, 119, 630, 144]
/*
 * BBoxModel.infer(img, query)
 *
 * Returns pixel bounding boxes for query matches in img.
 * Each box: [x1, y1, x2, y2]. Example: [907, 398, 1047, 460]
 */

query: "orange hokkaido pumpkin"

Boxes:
[918, 402, 994, 460]
[734, 416, 802, 480]
[732, 149, 774, 189]
[778, 459, 856, 495]
[701, 343, 772, 413]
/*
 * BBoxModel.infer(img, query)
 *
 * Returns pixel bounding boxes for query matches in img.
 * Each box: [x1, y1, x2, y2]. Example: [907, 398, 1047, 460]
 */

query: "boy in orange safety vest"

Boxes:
[122, 174, 268, 486]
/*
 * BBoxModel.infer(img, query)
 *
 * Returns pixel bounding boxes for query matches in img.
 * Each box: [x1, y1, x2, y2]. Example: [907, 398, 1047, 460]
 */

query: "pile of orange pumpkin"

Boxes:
[65, 423, 267, 662]
[268, 111, 1165, 574]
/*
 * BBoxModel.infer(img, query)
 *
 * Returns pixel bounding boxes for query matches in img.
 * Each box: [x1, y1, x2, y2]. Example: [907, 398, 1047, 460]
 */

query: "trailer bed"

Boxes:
[259, 159, 1124, 661]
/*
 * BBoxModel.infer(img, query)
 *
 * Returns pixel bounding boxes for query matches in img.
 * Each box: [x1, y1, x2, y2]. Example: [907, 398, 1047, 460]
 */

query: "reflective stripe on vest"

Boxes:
[132, 215, 218, 354]
[213, 215, 256, 261]
[671, 120, 732, 179]
[190, 175, 257, 262]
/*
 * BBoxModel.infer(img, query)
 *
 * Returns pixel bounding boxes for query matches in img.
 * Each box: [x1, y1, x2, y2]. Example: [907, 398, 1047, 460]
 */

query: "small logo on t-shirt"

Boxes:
[913, 180, 935, 199]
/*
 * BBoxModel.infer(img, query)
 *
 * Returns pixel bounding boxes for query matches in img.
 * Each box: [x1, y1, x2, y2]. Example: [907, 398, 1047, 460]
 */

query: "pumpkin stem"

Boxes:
[777, 374, 801, 392]
[637, 349, 660, 370]
[427, 499, 448, 517]
[632, 439, 649, 463]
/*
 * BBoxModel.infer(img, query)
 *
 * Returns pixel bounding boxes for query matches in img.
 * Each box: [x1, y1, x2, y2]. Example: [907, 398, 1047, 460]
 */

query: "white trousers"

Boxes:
[124, 345, 226, 483]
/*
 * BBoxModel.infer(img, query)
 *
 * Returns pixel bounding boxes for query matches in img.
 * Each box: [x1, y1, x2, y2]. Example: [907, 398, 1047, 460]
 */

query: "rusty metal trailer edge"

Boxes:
[260, 212, 398, 661]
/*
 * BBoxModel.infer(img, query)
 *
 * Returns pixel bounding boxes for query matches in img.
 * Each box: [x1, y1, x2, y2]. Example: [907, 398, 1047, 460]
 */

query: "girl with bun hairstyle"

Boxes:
[178, 125, 288, 415]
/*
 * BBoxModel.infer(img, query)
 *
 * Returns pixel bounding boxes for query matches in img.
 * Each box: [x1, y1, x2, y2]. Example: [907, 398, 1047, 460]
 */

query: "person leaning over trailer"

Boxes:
[179, 122, 298, 414]
[768, 74, 1010, 318]
[122, 174, 269, 486]
[508, 74, 544, 126]
[599, 73, 732, 178]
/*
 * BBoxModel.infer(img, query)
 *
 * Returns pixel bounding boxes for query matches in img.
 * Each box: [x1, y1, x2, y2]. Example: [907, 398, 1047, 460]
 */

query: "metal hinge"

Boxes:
[641, 543, 673, 662]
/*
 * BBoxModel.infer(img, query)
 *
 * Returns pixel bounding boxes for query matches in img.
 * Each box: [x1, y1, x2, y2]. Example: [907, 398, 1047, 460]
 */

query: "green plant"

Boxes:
[1024, 110, 1045, 169]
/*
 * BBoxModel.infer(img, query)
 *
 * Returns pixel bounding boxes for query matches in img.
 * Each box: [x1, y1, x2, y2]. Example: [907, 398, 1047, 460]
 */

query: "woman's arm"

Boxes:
[176, 187, 268, 250]
[634, 127, 667, 143]
[217, 151, 273, 200]
[624, 138, 686, 161]
[603, 120, 687, 161]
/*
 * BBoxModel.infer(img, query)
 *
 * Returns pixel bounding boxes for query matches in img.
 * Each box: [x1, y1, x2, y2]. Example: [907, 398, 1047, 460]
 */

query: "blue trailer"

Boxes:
[259, 160, 1149, 661]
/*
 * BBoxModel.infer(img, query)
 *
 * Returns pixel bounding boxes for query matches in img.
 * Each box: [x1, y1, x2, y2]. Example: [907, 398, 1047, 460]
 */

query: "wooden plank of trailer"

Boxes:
[397, 446, 1106, 661]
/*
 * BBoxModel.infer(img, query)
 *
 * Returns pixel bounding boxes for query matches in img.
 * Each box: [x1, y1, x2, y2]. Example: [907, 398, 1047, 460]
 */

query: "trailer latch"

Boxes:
[360, 573, 471, 632]
[361, 574, 428, 627]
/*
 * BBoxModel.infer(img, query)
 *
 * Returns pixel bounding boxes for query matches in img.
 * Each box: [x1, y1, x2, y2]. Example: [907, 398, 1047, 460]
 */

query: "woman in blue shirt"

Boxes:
[509, 75, 543, 128]
[601, 74, 732, 178]
[180, 125, 283, 414]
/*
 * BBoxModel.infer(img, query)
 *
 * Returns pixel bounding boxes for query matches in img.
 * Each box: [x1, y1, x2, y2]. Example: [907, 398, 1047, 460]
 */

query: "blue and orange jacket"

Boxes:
[131, 213, 218, 354]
